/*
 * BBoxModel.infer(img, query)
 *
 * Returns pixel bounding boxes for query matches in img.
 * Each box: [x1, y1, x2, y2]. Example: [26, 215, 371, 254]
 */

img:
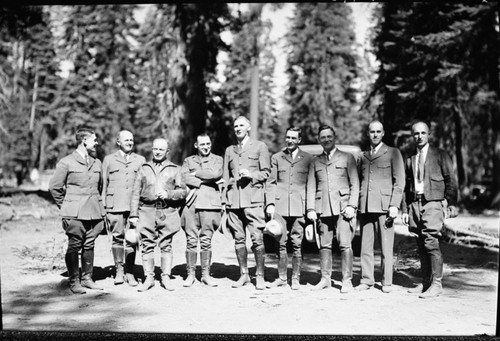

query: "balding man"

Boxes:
[402, 121, 458, 298]
[356, 121, 405, 293]
[130, 138, 187, 292]
[102, 130, 146, 286]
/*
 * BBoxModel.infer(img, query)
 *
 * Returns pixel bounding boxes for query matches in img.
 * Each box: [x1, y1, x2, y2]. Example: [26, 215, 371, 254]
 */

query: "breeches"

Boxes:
[181, 205, 221, 252]
[318, 215, 354, 251]
[227, 207, 265, 250]
[63, 218, 104, 253]
[107, 211, 135, 251]
[408, 200, 444, 260]
[277, 216, 305, 256]
[138, 207, 180, 256]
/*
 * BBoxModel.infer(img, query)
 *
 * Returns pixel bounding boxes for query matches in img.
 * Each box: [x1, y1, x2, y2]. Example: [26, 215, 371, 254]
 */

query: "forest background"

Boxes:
[1, 2, 499, 211]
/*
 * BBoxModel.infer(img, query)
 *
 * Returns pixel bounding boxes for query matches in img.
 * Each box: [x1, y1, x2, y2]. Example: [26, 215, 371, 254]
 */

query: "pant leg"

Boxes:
[199, 210, 220, 252]
[82, 219, 104, 251]
[318, 216, 335, 250]
[289, 216, 305, 258]
[336, 215, 355, 282]
[243, 206, 265, 251]
[377, 214, 395, 286]
[63, 218, 85, 254]
[181, 204, 200, 252]
[108, 212, 126, 249]
[420, 201, 445, 282]
[157, 210, 180, 255]
[227, 209, 246, 249]
[359, 214, 376, 286]
[409, 201, 431, 281]
[138, 207, 157, 257]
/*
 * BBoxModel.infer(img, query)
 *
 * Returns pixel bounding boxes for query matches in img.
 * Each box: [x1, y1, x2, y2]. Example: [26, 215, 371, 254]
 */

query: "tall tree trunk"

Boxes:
[453, 103, 465, 202]
[249, 3, 264, 140]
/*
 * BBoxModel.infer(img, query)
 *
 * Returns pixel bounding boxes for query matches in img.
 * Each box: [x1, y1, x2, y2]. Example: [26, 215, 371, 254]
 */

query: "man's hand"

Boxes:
[447, 205, 458, 218]
[238, 169, 251, 179]
[402, 213, 409, 225]
[388, 206, 398, 219]
[266, 205, 275, 220]
[129, 217, 139, 227]
[342, 206, 355, 220]
[157, 190, 170, 200]
[307, 210, 317, 222]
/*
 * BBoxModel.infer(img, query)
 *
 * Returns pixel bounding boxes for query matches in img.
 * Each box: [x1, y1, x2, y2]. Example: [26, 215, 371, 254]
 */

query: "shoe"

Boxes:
[267, 278, 287, 288]
[355, 283, 373, 291]
[419, 283, 443, 299]
[340, 281, 353, 294]
[232, 274, 251, 288]
[312, 277, 331, 291]
[137, 275, 155, 292]
[255, 275, 266, 290]
[200, 251, 217, 287]
[124, 273, 138, 287]
[291, 278, 300, 290]
[81, 277, 103, 290]
[161, 274, 175, 291]
[382, 285, 392, 293]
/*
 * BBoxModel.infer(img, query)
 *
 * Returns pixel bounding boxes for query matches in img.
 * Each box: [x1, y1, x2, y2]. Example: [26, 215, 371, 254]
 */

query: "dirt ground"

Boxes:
[0, 195, 498, 337]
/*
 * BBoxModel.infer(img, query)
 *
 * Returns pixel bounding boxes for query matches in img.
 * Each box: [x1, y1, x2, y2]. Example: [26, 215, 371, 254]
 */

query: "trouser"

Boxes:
[276, 216, 305, 257]
[181, 205, 221, 252]
[107, 211, 136, 252]
[138, 207, 180, 257]
[62, 218, 104, 253]
[359, 213, 395, 286]
[227, 207, 265, 250]
[408, 200, 445, 284]
[318, 215, 355, 281]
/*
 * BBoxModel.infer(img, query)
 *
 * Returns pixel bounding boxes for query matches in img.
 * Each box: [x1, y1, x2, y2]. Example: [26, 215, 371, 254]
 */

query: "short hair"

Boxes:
[410, 120, 430, 132]
[285, 126, 302, 138]
[234, 115, 250, 125]
[196, 133, 211, 141]
[368, 120, 384, 131]
[153, 138, 169, 149]
[116, 130, 133, 141]
[317, 124, 335, 136]
[75, 128, 95, 145]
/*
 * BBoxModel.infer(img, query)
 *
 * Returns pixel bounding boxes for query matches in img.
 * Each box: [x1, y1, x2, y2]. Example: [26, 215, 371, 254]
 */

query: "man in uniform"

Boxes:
[223, 116, 271, 290]
[356, 120, 405, 293]
[181, 133, 223, 287]
[306, 125, 359, 293]
[49, 128, 106, 294]
[402, 121, 458, 298]
[102, 130, 146, 286]
[130, 138, 187, 292]
[265, 126, 313, 290]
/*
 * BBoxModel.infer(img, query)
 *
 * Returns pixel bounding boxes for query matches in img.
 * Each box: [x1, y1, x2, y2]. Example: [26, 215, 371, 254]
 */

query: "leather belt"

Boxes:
[140, 199, 169, 209]
[414, 193, 426, 203]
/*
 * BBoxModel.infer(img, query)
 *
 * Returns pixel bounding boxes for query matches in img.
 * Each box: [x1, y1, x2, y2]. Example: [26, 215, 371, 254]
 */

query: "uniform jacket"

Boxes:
[306, 149, 359, 217]
[49, 151, 105, 220]
[222, 138, 271, 209]
[265, 148, 313, 217]
[358, 143, 405, 214]
[181, 153, 223, 210]
[130, 160, 187, 217]
[102, 151, 146, 212]
[402, 145, 457, 212]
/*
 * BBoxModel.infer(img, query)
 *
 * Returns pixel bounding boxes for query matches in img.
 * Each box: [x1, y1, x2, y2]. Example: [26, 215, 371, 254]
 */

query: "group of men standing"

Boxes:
[49, 116, 457, 299]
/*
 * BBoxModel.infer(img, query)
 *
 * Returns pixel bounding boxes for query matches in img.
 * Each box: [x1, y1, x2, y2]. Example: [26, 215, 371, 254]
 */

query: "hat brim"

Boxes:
[218, 211, 232, 240]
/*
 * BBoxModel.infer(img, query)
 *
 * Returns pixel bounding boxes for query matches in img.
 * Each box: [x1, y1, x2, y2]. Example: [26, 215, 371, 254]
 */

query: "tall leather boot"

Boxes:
[81, 249, 103, 290]
[124, 249, 138, 287]
[160, 253, 175, 291]
[312, 249, 332, 290]
[232, 247, 251, 288]
[65, 252, 86, 294]
[291, 255, 302, 290]
[138, 257, 155, 292]
[200, 251, 217, 287]
[268, 251, 288, 288]
[419, 252, 443, 299]
[112, 246, 125, 285]
[340, 249, 354, 294]
[254, 247, 266, 290]
[183, 251, 197, 287]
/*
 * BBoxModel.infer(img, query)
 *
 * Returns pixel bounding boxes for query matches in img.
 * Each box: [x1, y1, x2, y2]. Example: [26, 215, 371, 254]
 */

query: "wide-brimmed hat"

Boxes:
[217, 210, 232, 239]
[305, 219, 320, 249]
[264, 213, 287, 243]
[125, 228, 139, 245]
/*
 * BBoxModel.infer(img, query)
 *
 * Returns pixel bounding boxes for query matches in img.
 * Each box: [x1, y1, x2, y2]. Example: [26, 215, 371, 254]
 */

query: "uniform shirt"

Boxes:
[414, 144, 429, 194]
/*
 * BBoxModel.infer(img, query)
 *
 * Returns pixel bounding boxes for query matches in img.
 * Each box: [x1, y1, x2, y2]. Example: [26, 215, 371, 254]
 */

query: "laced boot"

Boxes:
[65, 252, 86, 294]
[254, 247, 266, 290]
[112, 246, 124, 285]
[201, 251, 217, 287]
[268, 251, 288, 288]
[160, 253, 175, 291]
[312, 249, 332, 290]
[183, 251, 197, 287]
[138, 257, 155, 292]
[81, 249, 103, 290]
[291, 255, 302, 290]
[232, 247, 251, 288]
[124, 249, 138, 287]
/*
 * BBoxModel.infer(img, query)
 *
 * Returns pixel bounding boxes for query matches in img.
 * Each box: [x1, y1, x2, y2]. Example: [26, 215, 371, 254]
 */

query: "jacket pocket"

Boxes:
[251, 184, 264, 203]
[377, 163, 391, 177]
[105, 187, 114, 209]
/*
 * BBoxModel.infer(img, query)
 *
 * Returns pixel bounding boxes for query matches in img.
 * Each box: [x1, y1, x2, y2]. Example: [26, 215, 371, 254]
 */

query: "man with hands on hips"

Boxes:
[306, 125, 359, 293]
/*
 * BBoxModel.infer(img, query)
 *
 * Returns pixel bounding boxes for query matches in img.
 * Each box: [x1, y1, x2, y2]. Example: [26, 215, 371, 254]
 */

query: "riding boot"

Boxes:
[291, 255, 302, 290]
[201, 251, 217, 287]
[65, 252, 86, 294]
[232, 247, 251, 288]
[124, 249, 138, 286]
[160, 253, 175, 291]
[268, 251, 288, 288]
[254, 247, 266, 290]
[138, 257, 155, 292]
[419, 252, 443, 298]
[312, 249, 332, 290]
[183, 251, 197, 287]
[81, 249, 103, 290]
[340, 249, 354, 294]
[112, 246, 124, 285]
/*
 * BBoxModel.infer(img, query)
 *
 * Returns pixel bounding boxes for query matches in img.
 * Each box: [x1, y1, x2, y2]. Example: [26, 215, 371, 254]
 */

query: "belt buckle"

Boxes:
[155, 200, 164, 209]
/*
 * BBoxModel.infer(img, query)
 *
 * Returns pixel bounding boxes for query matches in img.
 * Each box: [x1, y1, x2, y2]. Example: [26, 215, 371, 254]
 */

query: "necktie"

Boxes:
[371, 148, 375, 156]
[85, 155, 90, 166]
[417, 151, 424, 182]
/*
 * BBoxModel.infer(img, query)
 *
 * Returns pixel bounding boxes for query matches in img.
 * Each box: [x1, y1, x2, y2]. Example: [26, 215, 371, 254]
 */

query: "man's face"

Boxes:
[233, 118, 251, 141]
[117, 131, 134, 154]
[412, 123, 430, 149]
[83, 134, 98, 153]
[368, 122, 384, 148]
[195, 135, 212, 157]
[285, 130, 301, 153]
[152, 139, 168, 162]
[318, 129, 335, 152]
